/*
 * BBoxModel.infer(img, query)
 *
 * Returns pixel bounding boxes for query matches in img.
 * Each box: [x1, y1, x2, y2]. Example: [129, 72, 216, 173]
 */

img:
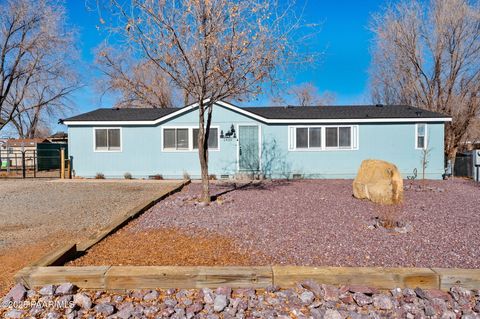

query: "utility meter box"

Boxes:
[473, 150, 480, 182]
[474, 150, 480, 167]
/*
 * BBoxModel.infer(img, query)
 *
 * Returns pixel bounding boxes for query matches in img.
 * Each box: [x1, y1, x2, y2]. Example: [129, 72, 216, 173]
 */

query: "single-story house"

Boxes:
[62, 101, 452, 179]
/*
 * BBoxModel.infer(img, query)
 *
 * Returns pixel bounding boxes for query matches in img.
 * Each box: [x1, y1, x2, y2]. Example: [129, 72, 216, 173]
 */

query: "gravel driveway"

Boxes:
[0, 179, 181, 294]
[72, 179, 480, 268]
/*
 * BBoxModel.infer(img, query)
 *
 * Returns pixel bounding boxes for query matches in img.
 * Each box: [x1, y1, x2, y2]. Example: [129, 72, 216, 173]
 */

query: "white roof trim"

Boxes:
[63, 100, 452, 126]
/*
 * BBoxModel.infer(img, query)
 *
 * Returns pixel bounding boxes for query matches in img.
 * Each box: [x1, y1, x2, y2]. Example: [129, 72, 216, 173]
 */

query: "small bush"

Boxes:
[124, 172, 132, 179]
[95, 173, 105, 179]
[183, 171, 191, 180]
[151, 174, 163, 180]
[209, 174, 217, 180]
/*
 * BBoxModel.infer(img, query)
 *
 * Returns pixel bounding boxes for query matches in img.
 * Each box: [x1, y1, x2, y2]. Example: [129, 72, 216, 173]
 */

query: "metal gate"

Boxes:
[0, 145, 66, 178]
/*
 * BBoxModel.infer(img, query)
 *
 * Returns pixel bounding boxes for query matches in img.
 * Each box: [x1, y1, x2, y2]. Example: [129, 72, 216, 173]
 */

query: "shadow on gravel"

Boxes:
[211, 180, 292, 201]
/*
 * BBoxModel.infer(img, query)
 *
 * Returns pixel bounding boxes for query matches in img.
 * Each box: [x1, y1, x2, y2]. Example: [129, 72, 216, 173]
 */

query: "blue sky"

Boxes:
[66, 0, 388, 117]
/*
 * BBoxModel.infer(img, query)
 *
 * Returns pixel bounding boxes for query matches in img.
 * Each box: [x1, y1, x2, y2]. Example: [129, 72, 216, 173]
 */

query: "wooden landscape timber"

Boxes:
[15, 265, 480, 291]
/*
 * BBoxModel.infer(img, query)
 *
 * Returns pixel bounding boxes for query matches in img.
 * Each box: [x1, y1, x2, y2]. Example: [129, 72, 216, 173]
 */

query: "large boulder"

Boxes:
[353, 159, 403, 205]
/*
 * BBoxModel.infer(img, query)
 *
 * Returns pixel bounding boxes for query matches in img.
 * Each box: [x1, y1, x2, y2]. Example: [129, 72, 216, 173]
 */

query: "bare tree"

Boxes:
[0, 0, 80, 137]
[288, 82, 335, 106]
[96, 46, 174, 108]
[369, 0, 480, 165]
[98, 0, 317, 202]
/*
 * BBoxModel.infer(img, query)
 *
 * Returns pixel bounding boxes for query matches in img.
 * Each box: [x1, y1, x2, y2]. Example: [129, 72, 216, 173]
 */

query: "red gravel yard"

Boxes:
[71, 179, 480, 268]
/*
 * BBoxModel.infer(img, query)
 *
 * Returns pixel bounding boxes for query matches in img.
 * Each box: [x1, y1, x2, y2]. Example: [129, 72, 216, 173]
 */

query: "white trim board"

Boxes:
[64, 100, 453, 126]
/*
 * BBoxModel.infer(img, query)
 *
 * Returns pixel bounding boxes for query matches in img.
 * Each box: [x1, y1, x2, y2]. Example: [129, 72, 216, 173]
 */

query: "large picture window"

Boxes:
[289, 125, 358, 151]
[163, 127, 220, 151]
[94, 128, 121, 151]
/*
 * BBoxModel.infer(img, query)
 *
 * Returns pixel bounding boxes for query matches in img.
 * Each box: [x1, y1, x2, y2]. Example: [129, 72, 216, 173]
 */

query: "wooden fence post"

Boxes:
[60, 148, 65, 179]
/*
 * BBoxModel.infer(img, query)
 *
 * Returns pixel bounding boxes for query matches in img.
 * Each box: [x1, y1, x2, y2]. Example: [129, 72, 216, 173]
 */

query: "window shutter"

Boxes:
[288, 127, 295, 150]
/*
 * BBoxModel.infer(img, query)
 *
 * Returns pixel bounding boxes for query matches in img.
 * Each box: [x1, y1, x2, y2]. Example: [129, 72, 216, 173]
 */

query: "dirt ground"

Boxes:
[71, 179, 480, 269]
[0, 179, 181, 294]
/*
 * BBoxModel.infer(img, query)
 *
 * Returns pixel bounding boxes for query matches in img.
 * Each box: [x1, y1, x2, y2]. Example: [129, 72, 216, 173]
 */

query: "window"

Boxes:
[296, 128, 308, 148]
[163, 128, 189, 150]
[325, 127, 338, 147]
[416, 124, 427, 149]
[162, 127, 220, 151]
[309, 127, 322, 148]
[295, 127, 321, 149]
[193, 128, 219, 149]
[94, 128, 121, 151]
[326, 127, 351, 149]
[289, 125, 357, 151]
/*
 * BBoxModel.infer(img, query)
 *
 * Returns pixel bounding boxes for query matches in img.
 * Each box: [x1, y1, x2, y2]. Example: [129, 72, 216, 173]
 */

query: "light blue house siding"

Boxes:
[68, 104, 445, 179]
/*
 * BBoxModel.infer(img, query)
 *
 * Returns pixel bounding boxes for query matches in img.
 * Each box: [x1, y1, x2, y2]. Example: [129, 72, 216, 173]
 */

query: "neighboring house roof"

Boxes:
[4, 138, 49, 147]
[49, 131, 68, 139]
[62, 101, 452, 125]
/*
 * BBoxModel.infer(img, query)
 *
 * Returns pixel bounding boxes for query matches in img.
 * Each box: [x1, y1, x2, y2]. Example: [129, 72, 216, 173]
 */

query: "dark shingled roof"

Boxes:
[242, 105, 448, 119]
[62, 108, 179, 122]
[62, 104, 450, 122]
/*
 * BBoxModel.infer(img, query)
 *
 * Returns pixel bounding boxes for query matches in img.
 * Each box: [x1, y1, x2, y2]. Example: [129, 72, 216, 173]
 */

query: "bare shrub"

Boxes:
[95, 173, 105, 179]
[182, 171, 191, 180]
[376, 203, 404, 230]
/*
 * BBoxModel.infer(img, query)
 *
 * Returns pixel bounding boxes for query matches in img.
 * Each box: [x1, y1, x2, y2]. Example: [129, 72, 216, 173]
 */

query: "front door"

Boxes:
[238, 125, 260, 171]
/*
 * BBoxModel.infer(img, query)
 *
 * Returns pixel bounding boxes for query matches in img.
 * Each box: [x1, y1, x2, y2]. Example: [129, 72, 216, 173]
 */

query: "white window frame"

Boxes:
[161, 126, 220, 152]
[93, 127, 122, 152]
[415, 123, 427, 149]
[288, 125, 359, 151]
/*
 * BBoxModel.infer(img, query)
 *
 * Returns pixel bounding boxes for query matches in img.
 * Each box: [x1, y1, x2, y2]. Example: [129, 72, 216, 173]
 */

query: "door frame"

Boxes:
[236, 123, 262, 172]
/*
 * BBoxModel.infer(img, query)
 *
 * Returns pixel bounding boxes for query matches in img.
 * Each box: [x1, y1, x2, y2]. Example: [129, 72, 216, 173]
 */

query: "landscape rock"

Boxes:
[94, 303, 115, 316]
[474, 301, 480, 313]
[353, 293, 373, 306]
[322, 284, 339, 301]
[324, 309, 342, 319]
[44, 311, 61, 319]
[143, 290, 159, 301]
[73, 293, 92, 309]
[5, 283, 27, 302]
[300, 291, 315, 304]
[450, 286, 472, 303]
[301, 280, 323, 298]
[39, 285, 56, 296]
[4, 309, 25, 319]
[352, 159, 403, 204]
[203, 290, 215, 304]
[55, 283, 77, 296]
[215, 287, 232, 297]
[214, 294, 228, 312]
[373, 295, 393, 310]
